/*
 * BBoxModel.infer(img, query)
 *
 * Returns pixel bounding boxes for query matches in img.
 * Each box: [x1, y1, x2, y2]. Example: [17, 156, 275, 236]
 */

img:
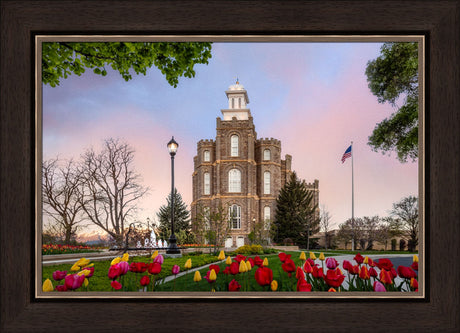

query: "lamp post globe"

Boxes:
[166, 136, 181, 254]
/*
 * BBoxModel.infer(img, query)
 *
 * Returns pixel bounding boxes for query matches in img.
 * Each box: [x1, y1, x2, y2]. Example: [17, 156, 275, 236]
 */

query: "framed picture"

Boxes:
[1, 0, 459, 331]
[35, 35, 425, 300]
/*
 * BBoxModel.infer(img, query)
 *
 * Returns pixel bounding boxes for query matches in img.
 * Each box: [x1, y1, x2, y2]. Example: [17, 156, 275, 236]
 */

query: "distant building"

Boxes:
[191, 81, 319, 247]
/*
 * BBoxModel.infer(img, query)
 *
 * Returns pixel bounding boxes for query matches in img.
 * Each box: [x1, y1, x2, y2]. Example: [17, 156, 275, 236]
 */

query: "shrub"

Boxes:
[234, 244, 263, 255]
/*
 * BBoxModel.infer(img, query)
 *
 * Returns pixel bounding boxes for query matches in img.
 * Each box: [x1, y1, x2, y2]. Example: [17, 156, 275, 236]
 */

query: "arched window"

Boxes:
[231, 98, 235, 109]
[203, 150, 210, 162]
[264, 171, 271, 194]
[204, 172, 210, 195]
[238, 97, 241, 108]
[229, 204, 241, 229]
[228, 169, 241, 192]
[264, 206, 271, 230]
[263, 149, 271, 161]
[230, 135, 239, 157]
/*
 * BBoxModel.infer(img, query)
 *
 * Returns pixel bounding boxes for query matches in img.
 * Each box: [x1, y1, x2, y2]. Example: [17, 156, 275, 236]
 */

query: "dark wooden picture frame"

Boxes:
[1, 1, 459, 331]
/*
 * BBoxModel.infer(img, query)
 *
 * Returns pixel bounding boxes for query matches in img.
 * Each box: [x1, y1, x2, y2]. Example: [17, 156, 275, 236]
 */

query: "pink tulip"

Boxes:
[64, 274, 85, 290]
[325, 257, 339, 270]
[153, 254, 164, 264]
[172, 264, 180, 275]
[52, 270, 67, 281]
[373, 280, 387, 292]
[108, 264, 121, 280]
[118, 261, 129, 275]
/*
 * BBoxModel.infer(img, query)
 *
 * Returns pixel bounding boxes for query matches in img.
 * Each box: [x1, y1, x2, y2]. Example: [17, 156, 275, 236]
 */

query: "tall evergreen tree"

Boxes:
[272, 172, 318, 248]
[156, 188, 190, 240]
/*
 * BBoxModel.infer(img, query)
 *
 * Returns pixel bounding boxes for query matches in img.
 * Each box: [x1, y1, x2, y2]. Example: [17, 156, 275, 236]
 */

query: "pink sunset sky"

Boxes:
[42, 42, 419, 233]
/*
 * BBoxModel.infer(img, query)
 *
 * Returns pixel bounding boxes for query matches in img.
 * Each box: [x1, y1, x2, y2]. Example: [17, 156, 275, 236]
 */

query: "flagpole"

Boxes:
[351, 141, 355, 251]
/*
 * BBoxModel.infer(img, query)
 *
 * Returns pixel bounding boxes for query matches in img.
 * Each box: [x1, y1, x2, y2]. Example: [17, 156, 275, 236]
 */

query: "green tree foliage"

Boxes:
[391, 196, 418, 251]
[272, 172, 318, 248]
[42, 42, 212, 87]
[365, 42, 418, 162]
[157, 188, 191, 241]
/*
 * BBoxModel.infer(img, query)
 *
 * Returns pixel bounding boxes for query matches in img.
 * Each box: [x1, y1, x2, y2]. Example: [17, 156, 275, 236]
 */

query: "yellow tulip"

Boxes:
[111, 257, 122, 266]
[193, 270, 202, 282]
[270, 280, 278, 291]
[78, 269, 91, 277]
[184, 258, 192, 269]
[151, 250, 159, 259]
[70, 263, 80, 271]
[84, 278, 89, 287]
[209, 269, 217, 281]
[42, 278, 53, 292]
[310, 252, 316, 260]
[226, 256, 232, 265]
[263, 258, 269, 266]
[74, 258, 90, 267]
[121, 253, 129, 262]
[319, 252, 325, 261]
[239, 260, 247, 273]
[413, 255, 418, 263]
[86, 263, 94, 267]
[245, 260, 252, 271]
[218, 250, 225, 260]
[299, 252, 306, 260]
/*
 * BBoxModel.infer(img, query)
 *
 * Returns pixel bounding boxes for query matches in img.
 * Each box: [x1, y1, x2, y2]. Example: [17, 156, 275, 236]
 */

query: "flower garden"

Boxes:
[42, 250, 418, 293]
[42, 244, 104, 255]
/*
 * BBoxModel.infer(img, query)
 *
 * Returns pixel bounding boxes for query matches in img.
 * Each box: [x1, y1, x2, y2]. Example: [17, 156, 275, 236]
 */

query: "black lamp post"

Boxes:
[166, 136, 180, 254]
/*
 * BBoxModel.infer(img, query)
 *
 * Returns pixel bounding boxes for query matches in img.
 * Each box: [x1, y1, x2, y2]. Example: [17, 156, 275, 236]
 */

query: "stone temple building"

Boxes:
[191, 81, 319, 247]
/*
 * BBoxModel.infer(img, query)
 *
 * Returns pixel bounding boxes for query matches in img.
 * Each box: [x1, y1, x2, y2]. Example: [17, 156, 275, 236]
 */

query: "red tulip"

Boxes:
[255, 267, 274, 286]
[129, 262, 148, 273]
[306, 258, 315, 267]
[343, 260, 353, 272]
[228, 279, 241, 291]
[229, 262, 239, 275]
[64, 273, 85, 290]
[148, 262, 162, 275]
[234, 254, 247, 263]
[303, 260, 313, 274]
[328, 288, 337, 292]
[209, 264, 220, 275]
[369, 267, 378, 278]
[278, 252, 292, 263]
[410, 277, 418, 289]
[367, 258, 376, 267]
[375, 258, 394, 271]
[52, 270, 67, 281]
[411, 262, 418, 271]
[247, 257, 255, 268]
[379, 269, 393, 285]
[296, 266, 305, 280]
[281, 258, 296, 277]
[390, 268, 398, 279]
[354, 253, 364, 265]
[55, 284, 68, 292]
[108, 264, 121, 280]
[324, 268, 345, 288]
[351, 265, 360, 275]
[223, 266, 231, 275]
[311, 265, 324, 279]
[397, 266, 417, 279]
[325, 257, 339, 270]
[111, 280, 122, 290]
[253, 256, 264, 267]
[359, 266, 370, 280]
[140, 275, 150, 286]
[297, 278, 312, 292]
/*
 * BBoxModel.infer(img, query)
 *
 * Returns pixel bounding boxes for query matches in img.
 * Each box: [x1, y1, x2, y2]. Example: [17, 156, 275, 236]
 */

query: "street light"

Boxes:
[166, 136, 180, 254]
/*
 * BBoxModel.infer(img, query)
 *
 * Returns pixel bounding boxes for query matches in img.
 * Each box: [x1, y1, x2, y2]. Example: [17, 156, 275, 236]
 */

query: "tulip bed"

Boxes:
[42, 244, 104, 255]
[42, 250, 419, 293]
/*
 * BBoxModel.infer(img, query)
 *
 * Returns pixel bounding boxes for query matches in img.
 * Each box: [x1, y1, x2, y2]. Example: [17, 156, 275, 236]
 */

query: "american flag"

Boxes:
[341, 145, 352, 163]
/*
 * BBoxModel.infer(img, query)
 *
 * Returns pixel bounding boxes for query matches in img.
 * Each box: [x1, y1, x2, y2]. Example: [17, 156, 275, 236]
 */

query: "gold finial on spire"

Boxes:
[236, 76, 239, 85]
